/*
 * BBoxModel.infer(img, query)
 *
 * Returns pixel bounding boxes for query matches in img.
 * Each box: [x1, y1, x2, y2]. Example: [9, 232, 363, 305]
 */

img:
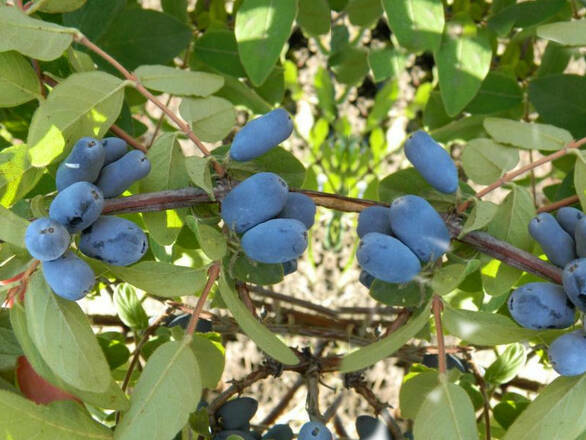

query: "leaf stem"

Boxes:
[185, 263, 221, 336]
[432, 295, 447, 375]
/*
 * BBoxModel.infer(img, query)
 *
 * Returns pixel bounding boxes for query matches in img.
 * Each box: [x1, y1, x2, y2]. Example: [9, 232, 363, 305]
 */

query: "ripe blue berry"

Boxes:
[25, 218, 70, 261]
[556, 207, 584, 236]
[230, 108, 294, 162]
[574, 217, 586, 258]
[49, 182, 104, 233]
[282, 259, 298, 276]
[298, 422, 332, 440]
[216, 397, 258, 431]
[357, 206, 392, 238]
[55, 137, 105, 191]
[355, 415, 393, 440]
[404, 130, 458, 194]
[79, 216, 148, 266]
[277, 192, 316, 229]
[529, 213, 576, 267]
[357, 232, 421, 284]
[221, 172, 289, 234]
[562, 258, 586, 312]
[101, 137, 128, 165]
[262, 425, 293, 440]
[548, 330, 586, 376]
[43, 250, 95, 301]
[507, 282, 575, 330]
[241, 219, 308, 264]
[95, 150, 151, 198]
[389, 195, 450, 263]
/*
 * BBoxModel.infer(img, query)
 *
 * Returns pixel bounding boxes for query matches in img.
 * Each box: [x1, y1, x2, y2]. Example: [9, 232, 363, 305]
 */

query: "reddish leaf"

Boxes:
[16, 356, 79, 405]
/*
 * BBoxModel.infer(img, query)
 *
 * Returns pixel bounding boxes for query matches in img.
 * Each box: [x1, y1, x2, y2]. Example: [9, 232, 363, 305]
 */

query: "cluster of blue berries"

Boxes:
[357, 131, 456, 288]
[24, 137, 151, 301]
[507, 207, 586, 376]
[221, 109, 316, 275]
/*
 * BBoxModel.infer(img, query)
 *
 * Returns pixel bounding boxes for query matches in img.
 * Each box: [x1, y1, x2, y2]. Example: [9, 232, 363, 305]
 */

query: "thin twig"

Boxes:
[432, 296, 446, 375]
[109, 124, 148, 153]
[538, 195, 579, 213]
[186, 263, 220, 335]
[467, 356, 492, 440]
[31, 60, 45, 98]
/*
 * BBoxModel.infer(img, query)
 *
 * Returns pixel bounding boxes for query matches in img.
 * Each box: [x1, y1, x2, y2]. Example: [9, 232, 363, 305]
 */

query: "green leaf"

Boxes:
[484, 117, 574, 151]
[215, 74, 273, 114]
[370, 280, 429, 307]
[329, 47, 369, 85]
[431, 260, 480, 296]
[414, 380, 478, 440]
[537, 19, 586, 46]
[382, 0, 444, 52]
[529, 74, 586, 139]
[179, 96, 235, 142]
[106, 261, 207, 298]
[485, 343, 526, 385]
[443, 303, 559, 345]
[114, 283, 149, 331]
[0, 204, 28, 248]
[494, 393, 530, 430]
[185, 216, 227, 261]
[574, 158, 586, 211]
[340, 300, 431, 372]
[314, 67, 336, 122]
[465, 71, 523, 114]
[461, 138, 519, 185]
[435, 20, 492, 116]
[367, 48, 407, 82]
[27, 71, 125, 167]
[346, 0, 383, 27]
[254, 66, 285, 105]
[10, 303, 129, 410]
[37, 0, 86, 13]
[26, 272, 112, 393]
[0, 391, 113, 439]
[460, 200, 498, 236]
[297, 0, 330, 36]
[503, 375, 586, 440]
[367, 80, 399, 130]
[231, 255, 284, 285]
[0, 144, 43, 208]
[218, 274, 299, 365]
[193, 29, 246, 78]
[96, 9, 192, 71]
[134, 65, 224, 97]
[0, 51, 41, 107]
[62, 0, 126, 42]
[250, 147, 306, 188]
[235, 0, 297, 86]
[190, 334, 225, 388]
[536, 42, 572, 78]
[185, 156, 214, 196]
[400, 371, 439, 419]
[114, 340, 201, 440]
[0, 6, 74, 61]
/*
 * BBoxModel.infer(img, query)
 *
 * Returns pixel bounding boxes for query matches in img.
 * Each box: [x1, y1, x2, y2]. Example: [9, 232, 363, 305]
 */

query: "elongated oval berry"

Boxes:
[79, 216, 148, 266]
[562, 258, 586, 312]
[241, 219, 307, 264]
[574, 217, 586, 257]
[43, 251, 95, 301]
[49, 182, 104, 233]
[507, 282, 575, 330]
[262, 424, 293, 440]
[357, 232, 421, 284]
[298, 422, 332, 440]
[357, 206, 392, 238]
[221, 172, 289, 234]
[282, 259, 298, 276]
[548, 330, 586, 376]
[216, 397, 258, 430]
[556, 207, 584, 236]
[389, 195, 450, 263]
[95, 150, 151, 198]
[277, 192, 316, 229]
[25, 218, 70, 261]
[101, 137, 128, 165]
[529, 213, 576, 267]
[404, 130, 458, 194]
[355, 415, 393, 440]
[229, 108, 294, 162]
[56, 137, 105, 191]
[359, 270, 375, 288]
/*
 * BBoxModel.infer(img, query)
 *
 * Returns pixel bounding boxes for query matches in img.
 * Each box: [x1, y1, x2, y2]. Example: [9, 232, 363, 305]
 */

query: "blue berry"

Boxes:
[404, 130, 458, 194]
[389, 195, 450, 263]
[241, 219, 307, 264]
[574, 217, 586, 258]
[230, 109, 294, 162]
[359, 270, 375, 288]
[556, 207, 584, 236]
[357, 232, 421, 284]
[25, 218, 70, 261]
[221, 173, 289, 234]
[79, 216, 148, 266]
[282, 259, 298, 276]
[214, 431, 258, 440]
[56, 137, 105, 191]
[43, 250, 95, 301]
[216, 397, 258, 431]
[562, 258, 586, 312]
[548, 330, 586, 376]
[262, 425, 293, 440]
[507, 282, 575, 330]
[101, 137, 128, 165]
[421, 353, 468, 372]
[277, 192, 316, 229]
[355, 415, 393, 440]
[298, 422, 332, 440]
[357, 206, 392, 238]
[529, 213, 576, 267]
[95, 150, 151, 198]
[49, 182, 104, 233]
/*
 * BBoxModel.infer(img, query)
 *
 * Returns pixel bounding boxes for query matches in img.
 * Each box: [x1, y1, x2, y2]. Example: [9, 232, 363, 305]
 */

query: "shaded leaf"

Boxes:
[0, 51, 41, 107]
[297, 0, 330, 35]
[461, 138, 519, 185]
[537, 19, 586, 46]
[193, 29, 246, 77]
[179, 96, 235, 142]
[135, 65, 224, 97]
[484, 117, 573, 151]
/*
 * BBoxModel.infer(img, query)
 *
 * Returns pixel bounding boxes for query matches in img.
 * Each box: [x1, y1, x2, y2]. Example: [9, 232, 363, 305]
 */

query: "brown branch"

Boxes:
[432, 296, 446, 375]
[238, 283, 258, 318]
[538, 195, 580, 213]
[31, 59, 46, 98]
[186, 263, 220, 335]
[248, 285, 339, 318]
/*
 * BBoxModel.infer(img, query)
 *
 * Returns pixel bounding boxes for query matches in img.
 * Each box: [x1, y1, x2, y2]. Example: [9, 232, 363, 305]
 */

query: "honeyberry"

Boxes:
[574, 217, 586, 258]
[95, 150, 151, 198]
[355, 415, 393, 440]
[548, 330, 586, 376]
[241, 219, 307, 264]
[25, 218, 70, 261]
[49, 182, 104, 233]
[556, 207, 584, 236]
[221, 172, 289, 234]
[101, 137, 128, 165]
[79, 216, 148, 266]
[262, 425, 294, 440]
[282, 259, 298, 276]
[298, 422, 332, 440]
[43, 251, 95, 301]
[359, 270, 375, 288]
[216, 397, 258, 431]
[277, 192, 316, 229]
[507, 282, 575, 330]
[357, 206, 392, 238]
[562, 258, 586, 312]
[528, 213, 576, 267]
[56, 137, 105, 191]
[230, 108, 294, 162]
